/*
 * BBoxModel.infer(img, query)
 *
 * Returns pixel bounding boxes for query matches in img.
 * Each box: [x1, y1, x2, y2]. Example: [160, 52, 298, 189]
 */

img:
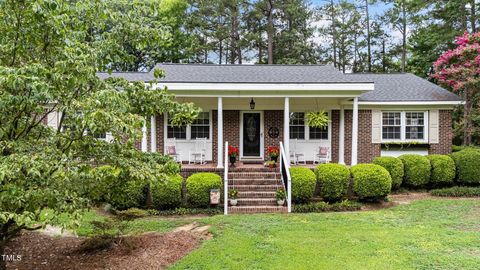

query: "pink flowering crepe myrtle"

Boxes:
[431, 32, 480, 91]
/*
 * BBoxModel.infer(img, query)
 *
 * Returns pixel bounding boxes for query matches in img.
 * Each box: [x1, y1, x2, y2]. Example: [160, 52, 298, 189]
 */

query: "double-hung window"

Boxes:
[167, 111, 210, 140]
[191, 112, 210, 139]
[382, 112, 401, 140]
[167, 114, 187, 139]
[289, 112, 305, 139]
[289, 112, 329, 140]
[309, 112, 329, 140]
[382, 111, 427, 142]
[405, 112, 424, 140]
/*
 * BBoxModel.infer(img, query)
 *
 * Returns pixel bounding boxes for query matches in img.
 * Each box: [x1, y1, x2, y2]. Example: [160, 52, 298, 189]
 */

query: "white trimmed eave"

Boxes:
[340, 100, 464, 109]
[152, 82, 374, 97]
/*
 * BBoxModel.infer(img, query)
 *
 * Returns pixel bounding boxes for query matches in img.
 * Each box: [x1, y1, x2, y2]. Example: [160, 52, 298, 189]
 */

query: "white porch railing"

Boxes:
[224, 141, 229, 215]
[279, 142, 292, 213]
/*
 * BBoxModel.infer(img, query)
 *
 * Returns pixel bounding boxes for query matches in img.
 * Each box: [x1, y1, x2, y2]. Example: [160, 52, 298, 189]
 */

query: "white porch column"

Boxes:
[141, 118, 148, 152]
[351, 97, 359, 165]
[150, 115, 156, 152]
[339, 106, 345, 164]
[284, 97, 290, 163]
[217, 97, 224, 168]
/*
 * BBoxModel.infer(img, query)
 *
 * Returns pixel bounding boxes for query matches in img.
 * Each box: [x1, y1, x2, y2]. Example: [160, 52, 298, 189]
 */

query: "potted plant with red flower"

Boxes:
[267, 146, 279, 162]
[228, 146, 239, 167]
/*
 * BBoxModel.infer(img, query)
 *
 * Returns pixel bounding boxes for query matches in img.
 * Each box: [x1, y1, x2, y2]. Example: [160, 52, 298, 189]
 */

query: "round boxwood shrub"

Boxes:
[289, 167, 316, 203]
[151, 174, 183, 210]
[351, 164, 392, 200]
[186, 173, 222, 207]
[451, 149, 480, 184]
[314, 163, 350, 201]
[426, 155, 456, 186]
[372, 156, 404, 190]
[398, 154, 431, 187]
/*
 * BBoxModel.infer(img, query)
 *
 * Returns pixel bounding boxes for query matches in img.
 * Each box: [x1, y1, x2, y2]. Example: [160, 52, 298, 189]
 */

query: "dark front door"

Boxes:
[243, 113, 261, 157]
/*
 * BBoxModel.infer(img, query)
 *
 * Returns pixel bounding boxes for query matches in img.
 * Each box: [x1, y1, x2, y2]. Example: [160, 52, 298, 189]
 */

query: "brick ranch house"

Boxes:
[93, 64, 461, 168]
[47, 63, 464, 213]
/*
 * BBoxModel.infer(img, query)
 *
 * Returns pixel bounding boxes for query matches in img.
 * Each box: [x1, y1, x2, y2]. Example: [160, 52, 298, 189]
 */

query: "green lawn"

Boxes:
[169, 199, 480, 270]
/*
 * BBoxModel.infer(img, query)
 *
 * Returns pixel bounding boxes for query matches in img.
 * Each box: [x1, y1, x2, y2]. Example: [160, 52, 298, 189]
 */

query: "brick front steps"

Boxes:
[228, 170, 287, 214]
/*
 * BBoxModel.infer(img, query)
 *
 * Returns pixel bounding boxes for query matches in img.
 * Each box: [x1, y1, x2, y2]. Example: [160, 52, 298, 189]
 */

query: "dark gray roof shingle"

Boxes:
[98, 63, 372, 83]
[97, 64, 461, 102]
[348, 73, 462, 102]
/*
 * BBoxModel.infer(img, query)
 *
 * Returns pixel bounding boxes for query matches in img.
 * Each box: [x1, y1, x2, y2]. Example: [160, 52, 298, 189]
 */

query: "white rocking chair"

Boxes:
[189, 138, 207, 165]
[289, 139, 306, 165]
[166, 138, 182, 163]
[313, 146, 330, 164]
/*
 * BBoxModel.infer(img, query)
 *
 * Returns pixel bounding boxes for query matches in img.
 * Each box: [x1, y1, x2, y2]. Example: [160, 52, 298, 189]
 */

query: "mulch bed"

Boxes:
[5, 230, 200, 270]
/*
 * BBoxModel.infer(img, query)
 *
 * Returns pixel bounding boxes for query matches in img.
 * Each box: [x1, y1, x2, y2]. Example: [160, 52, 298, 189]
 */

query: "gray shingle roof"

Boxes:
[98, 63, 372, 83]
[97, 64, 461, 102]
[349, 73, 462, 102]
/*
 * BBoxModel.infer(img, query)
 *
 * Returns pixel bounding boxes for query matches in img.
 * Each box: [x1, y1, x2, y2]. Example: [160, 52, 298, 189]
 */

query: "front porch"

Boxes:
[142, 96, 366, 168]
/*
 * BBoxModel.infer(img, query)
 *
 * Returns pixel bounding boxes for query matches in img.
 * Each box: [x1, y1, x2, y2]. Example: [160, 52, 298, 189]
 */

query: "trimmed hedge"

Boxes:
[186, 173, 222, 208]
[351, 164, 392, 200]
[372, 156, 404, 189]
[430, 186, 480, 197]
[426, 155, 456, 186]
[151, 174, 183, 210]
[398, 154, 431, 187]
[314, 163, 350, 201]
[451, 149, 480, 184]
[289, 167, 316, 203]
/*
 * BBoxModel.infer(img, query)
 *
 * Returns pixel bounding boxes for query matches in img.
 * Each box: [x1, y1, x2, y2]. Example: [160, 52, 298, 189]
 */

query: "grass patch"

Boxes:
[431, 186, 480, 197]
[171, 199, 480, 270]
[293, 200, 362, 213]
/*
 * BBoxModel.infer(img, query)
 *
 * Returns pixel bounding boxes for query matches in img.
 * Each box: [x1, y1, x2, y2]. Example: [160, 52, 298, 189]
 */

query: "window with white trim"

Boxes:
[309, 112, 329, 140]
[405, 112, 424, 140]
[382, 112, 401, 140]
[166, 112, 210, 140]
[289, 112, 305, 139]
[191, 112, 210, 139]
[382, 111, 427, 141]
[167, 114, 187, 139]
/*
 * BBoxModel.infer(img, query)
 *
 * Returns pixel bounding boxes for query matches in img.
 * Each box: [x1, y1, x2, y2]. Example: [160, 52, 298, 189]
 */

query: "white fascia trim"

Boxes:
[352, 101, 464, 105]
[153, 82, 374, 91]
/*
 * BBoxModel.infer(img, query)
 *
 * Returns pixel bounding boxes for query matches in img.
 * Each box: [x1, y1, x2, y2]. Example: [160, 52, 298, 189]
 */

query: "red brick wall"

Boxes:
[263, 110, 284, 159]
[336, 110, 380, 165]
[429, 110, 453, 154]
[358, 110, 381, 163]
[212, 110, 240, 164]
[331, 110, 340, 163]
[156, 114, 164, 153]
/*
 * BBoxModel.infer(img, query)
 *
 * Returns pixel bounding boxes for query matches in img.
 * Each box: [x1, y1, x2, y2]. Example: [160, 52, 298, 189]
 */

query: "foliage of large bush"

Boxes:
[186, 173, 222, 207]
[426, 155, 456, 186]
[314, 163, 350, 201]
[151, 174, 183, 210]
[351, 164, 392, 200]
[86, 165, 148, 210]
[451, 149, 480, 184]
[372, 156, 404, 189]
[398, 154, 431, 187]
[289, 167, 317, 203]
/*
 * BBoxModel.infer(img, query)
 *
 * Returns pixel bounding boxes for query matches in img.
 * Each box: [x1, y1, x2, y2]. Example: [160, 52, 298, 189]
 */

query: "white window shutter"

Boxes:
[371, 110, 382, 143]
[47, 111, 58, 129]
[429, 110, 439, 143]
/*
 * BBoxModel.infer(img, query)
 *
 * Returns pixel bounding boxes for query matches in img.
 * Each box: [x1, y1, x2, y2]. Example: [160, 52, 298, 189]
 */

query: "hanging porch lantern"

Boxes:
[250, 98, 255, 110]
